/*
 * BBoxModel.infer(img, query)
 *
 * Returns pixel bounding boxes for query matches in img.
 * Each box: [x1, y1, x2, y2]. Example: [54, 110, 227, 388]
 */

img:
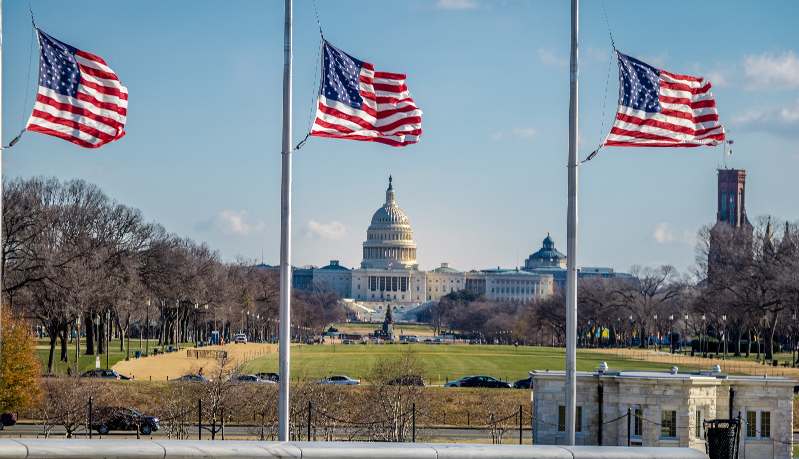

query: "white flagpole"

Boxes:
[565, 0, 579, 446]
[278, 0, 293, 442]
[0, 0, 5, 369]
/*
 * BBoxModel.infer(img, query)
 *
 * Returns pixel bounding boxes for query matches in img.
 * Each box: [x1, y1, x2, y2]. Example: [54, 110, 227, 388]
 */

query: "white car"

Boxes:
[314, 375, 360, 385]
[233, 334, 247, 344]
[229, 374, 276, 384]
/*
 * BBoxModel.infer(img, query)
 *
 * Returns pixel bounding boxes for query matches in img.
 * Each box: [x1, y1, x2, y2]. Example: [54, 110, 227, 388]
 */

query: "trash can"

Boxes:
[134, 351, 141, 358]
[153, 348, 159, 355]
[772, 359, 778, 366]
[704, 415, 741, 459]
[168, 345, 174, 352]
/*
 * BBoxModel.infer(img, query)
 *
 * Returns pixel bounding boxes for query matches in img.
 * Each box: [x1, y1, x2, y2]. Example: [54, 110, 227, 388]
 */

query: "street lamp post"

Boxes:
[146, 300, 150, 357]
[194, 303, 199, 344]
[653, 314, 658, 351]
[669, 315, 674, 354]
[684, 314, 689, 356]
[722, 315, 727, 360]
[701, 314, 707, 358]
[75, 317, 81, 375]
[629, 315, 634, 349]
[106, 309, 111, 370]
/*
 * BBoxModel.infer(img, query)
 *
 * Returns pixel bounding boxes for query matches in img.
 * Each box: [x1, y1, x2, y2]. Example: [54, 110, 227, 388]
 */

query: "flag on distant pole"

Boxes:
[604, 51, 724, 147]
[26, 29, 128, 148]
[310, 41, 422, 147]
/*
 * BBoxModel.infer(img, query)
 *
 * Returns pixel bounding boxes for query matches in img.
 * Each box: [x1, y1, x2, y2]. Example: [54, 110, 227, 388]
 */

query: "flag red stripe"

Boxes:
[658, 108, 718, 123]
[659, 96, 716, 110]
[373, 71, 406, 80]
[605, 139, 702, 148]
[80, 78, 128, 100]
[26, 124, 101, 148]
[375, 104, 420, 120]
[34, 93, 125, 132]
[615, 112, 722, 137]
[373, 82, 408, 93]
[309, 130, 415, 147]
[75, 49, 108, 67]
[316, 102, 375, 131]
[75, 86, 128, 117]
[660, 80, 711, 95]
[29, 108, 120, 143]
[78, 63, 121, 83]
[660, 69, 701, 82]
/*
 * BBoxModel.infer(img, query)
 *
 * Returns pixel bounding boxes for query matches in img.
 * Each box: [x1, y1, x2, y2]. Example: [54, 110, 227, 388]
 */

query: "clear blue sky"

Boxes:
[3, 1, 798, 277]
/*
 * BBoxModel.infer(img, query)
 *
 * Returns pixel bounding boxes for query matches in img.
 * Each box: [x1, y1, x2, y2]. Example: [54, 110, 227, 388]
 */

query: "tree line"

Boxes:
[427, 217, 799, 362]
[2, 177, 345, 375]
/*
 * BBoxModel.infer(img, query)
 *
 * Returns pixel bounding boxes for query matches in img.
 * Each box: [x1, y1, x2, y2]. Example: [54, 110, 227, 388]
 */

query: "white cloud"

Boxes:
[210, 210, 266, 237]
[653, 223, 695, 245]
[434, 0, 478, 9]
[653, 223, 675, 244]
[489, 127, 536, 141]
[743, 51, 799, 90]
[307, 220, 349, 241]
[732, 97, 799, 139]
[513, 127, 537, 138]
[539, 48, 568, 68]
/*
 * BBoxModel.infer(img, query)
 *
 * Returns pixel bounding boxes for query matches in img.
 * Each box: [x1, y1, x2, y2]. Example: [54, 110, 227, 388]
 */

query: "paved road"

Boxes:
[0, 422, 528, 442]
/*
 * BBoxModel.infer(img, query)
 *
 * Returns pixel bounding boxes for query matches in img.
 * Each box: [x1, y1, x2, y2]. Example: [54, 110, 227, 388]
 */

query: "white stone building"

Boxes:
[532, 365, 794, 458]
[292, 177, 595, 321]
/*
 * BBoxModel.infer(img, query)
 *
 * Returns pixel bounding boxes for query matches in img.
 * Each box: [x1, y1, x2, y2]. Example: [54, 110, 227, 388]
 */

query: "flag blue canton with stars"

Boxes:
[322, 42, 365, 110]
[38, 30, 82, 98]
[618, 52, 662, 114]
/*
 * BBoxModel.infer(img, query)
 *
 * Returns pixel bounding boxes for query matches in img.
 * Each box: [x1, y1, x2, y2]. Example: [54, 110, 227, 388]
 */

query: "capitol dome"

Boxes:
[361, 177, 419, 270]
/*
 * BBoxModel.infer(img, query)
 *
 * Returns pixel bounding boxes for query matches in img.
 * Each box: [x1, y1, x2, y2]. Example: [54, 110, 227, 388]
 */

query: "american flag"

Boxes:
[26, 29, 128, 148]
[310, 41, 422, 147]
[604, 51, 724, 147]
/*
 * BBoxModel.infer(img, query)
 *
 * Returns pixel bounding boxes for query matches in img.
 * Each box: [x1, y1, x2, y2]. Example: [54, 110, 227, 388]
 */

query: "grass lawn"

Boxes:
[241, 343, 707, 384]
[36, 338, 164, 375]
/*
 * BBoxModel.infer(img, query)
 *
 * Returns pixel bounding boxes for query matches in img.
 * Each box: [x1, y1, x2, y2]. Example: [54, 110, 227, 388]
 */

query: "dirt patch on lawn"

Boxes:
[112, 343, 276, 381]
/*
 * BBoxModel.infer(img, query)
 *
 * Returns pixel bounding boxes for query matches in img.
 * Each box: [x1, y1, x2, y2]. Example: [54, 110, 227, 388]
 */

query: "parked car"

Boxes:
[229, 374, 275, 383]
[513, 376, 533, 389]
[255, 372, 279, 382]
[91, 407, 159, 435]
[445, 375, 510, 388]
[342, 340, 356, 345]
[81, 369, 131, 380]
[169, 374, 211, 382]
[386, 375, 425, 386]
[0, 413, 17, 430]
[314, 375, 360, 385]
[233, 334, 248, 344]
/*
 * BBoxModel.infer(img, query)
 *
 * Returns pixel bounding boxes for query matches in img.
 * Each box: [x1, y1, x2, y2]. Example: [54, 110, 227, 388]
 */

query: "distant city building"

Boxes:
[292, 177, 628, 322]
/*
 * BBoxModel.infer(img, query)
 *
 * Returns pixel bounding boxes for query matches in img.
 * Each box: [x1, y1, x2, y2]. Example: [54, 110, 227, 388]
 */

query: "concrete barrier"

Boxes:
[0, 439, 707, 459]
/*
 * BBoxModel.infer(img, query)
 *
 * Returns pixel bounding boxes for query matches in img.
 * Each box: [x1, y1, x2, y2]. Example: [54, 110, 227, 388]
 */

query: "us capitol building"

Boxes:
[292, 177, 627, 322]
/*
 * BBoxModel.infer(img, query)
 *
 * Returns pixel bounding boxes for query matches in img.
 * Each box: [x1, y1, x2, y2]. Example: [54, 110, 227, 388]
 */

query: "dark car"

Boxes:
[513, 376, 533, 389]
[92, 407, 159, 435]
[255, 372, 279, 382]
[445, 375, 510, 388]
[0, 413, 17, 430]
[81, 369, 131, 380]
[386, 375, 425, 386]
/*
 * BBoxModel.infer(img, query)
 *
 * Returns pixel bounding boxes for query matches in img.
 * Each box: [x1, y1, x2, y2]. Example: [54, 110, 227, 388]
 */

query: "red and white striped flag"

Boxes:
[26, 29, 128, 148]
[310, 41, 422, 147]
[604, 51, 724, 147]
